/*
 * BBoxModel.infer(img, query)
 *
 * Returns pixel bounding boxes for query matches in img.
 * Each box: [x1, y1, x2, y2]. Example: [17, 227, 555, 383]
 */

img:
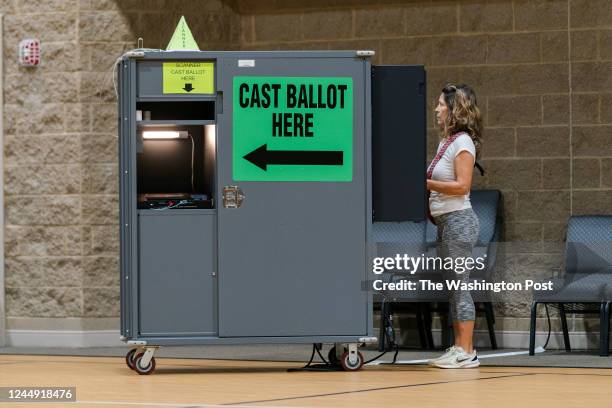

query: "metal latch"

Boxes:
[222, 185, 245, 208]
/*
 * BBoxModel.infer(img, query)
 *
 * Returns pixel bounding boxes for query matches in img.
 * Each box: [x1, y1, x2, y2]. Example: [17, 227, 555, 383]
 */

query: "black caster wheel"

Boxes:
[134, 352, 156, 375]
[328, 346, 340, 366]
[125, 348, 138, 371]
[340, 350, 364, 371]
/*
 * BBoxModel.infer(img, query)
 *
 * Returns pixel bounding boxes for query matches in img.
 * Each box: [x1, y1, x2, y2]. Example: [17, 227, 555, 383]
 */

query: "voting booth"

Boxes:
[118, 50, 379, 374]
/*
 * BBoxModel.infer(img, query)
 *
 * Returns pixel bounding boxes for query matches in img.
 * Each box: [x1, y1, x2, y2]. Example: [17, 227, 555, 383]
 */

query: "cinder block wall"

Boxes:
[237, 0, 612, 333]
[1, 0, 239, 336]
[2, 0, 611, 340]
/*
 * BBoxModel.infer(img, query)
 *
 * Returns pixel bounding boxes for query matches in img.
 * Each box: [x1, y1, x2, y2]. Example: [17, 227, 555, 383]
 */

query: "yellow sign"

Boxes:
[162, 62, 214, 94]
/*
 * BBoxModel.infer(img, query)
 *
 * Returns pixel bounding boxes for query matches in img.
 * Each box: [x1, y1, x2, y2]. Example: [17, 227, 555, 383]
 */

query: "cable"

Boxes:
[189, 134, 195, 193]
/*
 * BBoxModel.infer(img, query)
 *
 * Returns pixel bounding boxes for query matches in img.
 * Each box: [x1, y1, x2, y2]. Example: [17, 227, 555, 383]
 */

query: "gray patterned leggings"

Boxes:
[434, 208, 480, 322]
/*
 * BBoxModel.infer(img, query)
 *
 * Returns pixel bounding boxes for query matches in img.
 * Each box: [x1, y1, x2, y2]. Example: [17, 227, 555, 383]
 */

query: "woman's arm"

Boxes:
[427, 150, 475, 195]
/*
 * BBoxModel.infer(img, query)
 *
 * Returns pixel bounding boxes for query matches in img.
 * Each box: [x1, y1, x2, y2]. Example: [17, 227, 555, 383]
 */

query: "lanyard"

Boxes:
[427, 132, 462, 179]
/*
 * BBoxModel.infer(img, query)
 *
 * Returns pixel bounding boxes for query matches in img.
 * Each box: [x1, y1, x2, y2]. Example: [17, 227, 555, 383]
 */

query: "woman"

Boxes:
[427, 84, 482, 369]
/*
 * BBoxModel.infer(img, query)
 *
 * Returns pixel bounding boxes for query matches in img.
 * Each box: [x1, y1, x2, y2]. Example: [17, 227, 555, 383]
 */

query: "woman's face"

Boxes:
[435, 94, 448, 128]
[436, 94, 448, 128]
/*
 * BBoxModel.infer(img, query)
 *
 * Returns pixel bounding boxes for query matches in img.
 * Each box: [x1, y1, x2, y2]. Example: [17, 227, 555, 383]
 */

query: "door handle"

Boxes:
[222, 185, 245, 208]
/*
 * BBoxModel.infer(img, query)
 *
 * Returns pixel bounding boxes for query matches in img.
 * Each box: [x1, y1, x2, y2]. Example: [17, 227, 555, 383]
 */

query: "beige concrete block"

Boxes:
[602, 158, 612, 187]
[600, 94, 612, 123]
[571, 30, 598, 61]
[569, 93, 600, 125]
[572, 158, 600, 188]
[516, 190, 571, 222]
[572, 125, 612, 156]
[254, 13, 302, 43]
[3, 104, 18, 135]
[506, 222, 543, 252]
[432, 35, 487, 66]
[81, 195, 118, 225]
[5, 257, 83, 288]
[570, 0, 612, 29]
[15, 0, 78, 11]
[65, 103, 87, 133]
[572, 61, 612, 92]
[354, 7, 404, 38]
[6, 287, 82, 318]
[487, 33, 540, 64]
[381, 37, 432, 65]
[542, 158, 570, 189]
[15, 103, 65, 134]
[5, 164, 81, 195]
[5, 73, 78, 105]
[405, 2, 457, 36]
[82, 164, 117, 194]
[83, 256, 119, 287]
[542, 222, 567, 243]
[599, 30, 612, 60]
[459, 1, 512, 33]
[81, 133, 117, 163]
[515, 0, 568, 30]
[512, 64, 569, 95]
[40, 42, 80, 72]
[460, 65, 513, 97]
[91, 225, 119, 255]
[542, 94, 569, 125]
[4, 13, 77, 43]
[83, 287, 119, 317]
[91, 103, 118, 134]
[240, 15, 254, 44]
[516, 126, 570, 157]
[541, 31, 568, 62]
[5, 227, 69, 257]
[79, 72, 115, 103]
[481, 128, 514, 158]
[478, 158, 542, 190]
[79, 11, 137, 42]
[488, 96, 541, 126]
[572, 190, 612, 215]
[81, 0, 165, 10]
[301, 10, 352, 41]
[5, 135, 81, 166]
[88, 43, 134, 72]
[6, 196, 81, 226]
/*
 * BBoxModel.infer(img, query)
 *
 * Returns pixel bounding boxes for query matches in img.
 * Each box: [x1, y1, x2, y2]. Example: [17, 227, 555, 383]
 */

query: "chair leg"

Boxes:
[378, 300, 389, 352]
[559, 303, 571, 352]
[529, 301, 538, 356]
[416, 303, 428, 349]
[423, 302, 434, 349]
[484, 302, 498, 350]
[601, 302, 610, 357]
[447, 302, 454, 347]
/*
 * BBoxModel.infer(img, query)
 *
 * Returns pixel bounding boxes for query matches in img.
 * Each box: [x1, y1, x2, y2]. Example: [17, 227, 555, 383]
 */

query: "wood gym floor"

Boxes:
[1, 354, 611, 408]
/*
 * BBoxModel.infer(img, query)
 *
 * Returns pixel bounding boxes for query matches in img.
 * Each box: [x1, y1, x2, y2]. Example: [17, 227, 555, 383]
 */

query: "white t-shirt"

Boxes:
[429, 132, 476, 217]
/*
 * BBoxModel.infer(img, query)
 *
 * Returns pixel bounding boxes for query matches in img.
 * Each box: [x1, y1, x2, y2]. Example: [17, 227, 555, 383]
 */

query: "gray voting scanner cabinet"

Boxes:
[118, 51, 376, 374]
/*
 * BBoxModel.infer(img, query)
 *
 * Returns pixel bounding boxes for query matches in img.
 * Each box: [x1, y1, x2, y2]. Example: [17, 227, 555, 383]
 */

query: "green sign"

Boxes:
[233, 76, 353, 182]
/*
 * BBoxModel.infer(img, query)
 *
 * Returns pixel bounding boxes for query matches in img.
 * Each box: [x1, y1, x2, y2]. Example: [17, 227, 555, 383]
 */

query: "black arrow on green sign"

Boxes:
[243, 144, 343, 171]
[183, 83, 194, 92]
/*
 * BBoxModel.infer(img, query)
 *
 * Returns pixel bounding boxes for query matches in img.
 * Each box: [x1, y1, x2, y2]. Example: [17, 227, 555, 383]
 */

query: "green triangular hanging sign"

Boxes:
[166, 16, 200, 51]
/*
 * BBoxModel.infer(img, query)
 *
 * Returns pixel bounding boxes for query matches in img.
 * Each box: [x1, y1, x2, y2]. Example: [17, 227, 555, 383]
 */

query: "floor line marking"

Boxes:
[223, 373, 535, 405]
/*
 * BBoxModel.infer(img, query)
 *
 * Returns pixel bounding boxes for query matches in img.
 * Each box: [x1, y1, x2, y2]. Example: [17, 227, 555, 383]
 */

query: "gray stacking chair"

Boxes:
[529, 216, 612, 356]
[374, 189, 502, 351]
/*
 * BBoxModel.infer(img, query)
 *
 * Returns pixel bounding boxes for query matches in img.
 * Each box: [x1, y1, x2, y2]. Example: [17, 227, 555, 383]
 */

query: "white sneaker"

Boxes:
[428, 346, 460, 366]
[433, 347, 480, 369]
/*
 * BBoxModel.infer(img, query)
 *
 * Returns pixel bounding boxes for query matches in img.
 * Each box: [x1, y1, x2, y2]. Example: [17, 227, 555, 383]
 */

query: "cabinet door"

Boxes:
[216, 56, 369, 337]
[138, 213, 216, 336]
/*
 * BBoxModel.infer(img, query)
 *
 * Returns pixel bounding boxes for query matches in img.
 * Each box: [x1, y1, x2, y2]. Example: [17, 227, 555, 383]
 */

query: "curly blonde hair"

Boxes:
[439, 84, 483, 159]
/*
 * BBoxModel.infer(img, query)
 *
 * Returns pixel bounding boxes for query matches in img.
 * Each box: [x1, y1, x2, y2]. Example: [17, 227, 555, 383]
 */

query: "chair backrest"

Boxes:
[372, 221, 428, 260]
[425, 189, 501, 246]
[565, 216, 612, 275]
